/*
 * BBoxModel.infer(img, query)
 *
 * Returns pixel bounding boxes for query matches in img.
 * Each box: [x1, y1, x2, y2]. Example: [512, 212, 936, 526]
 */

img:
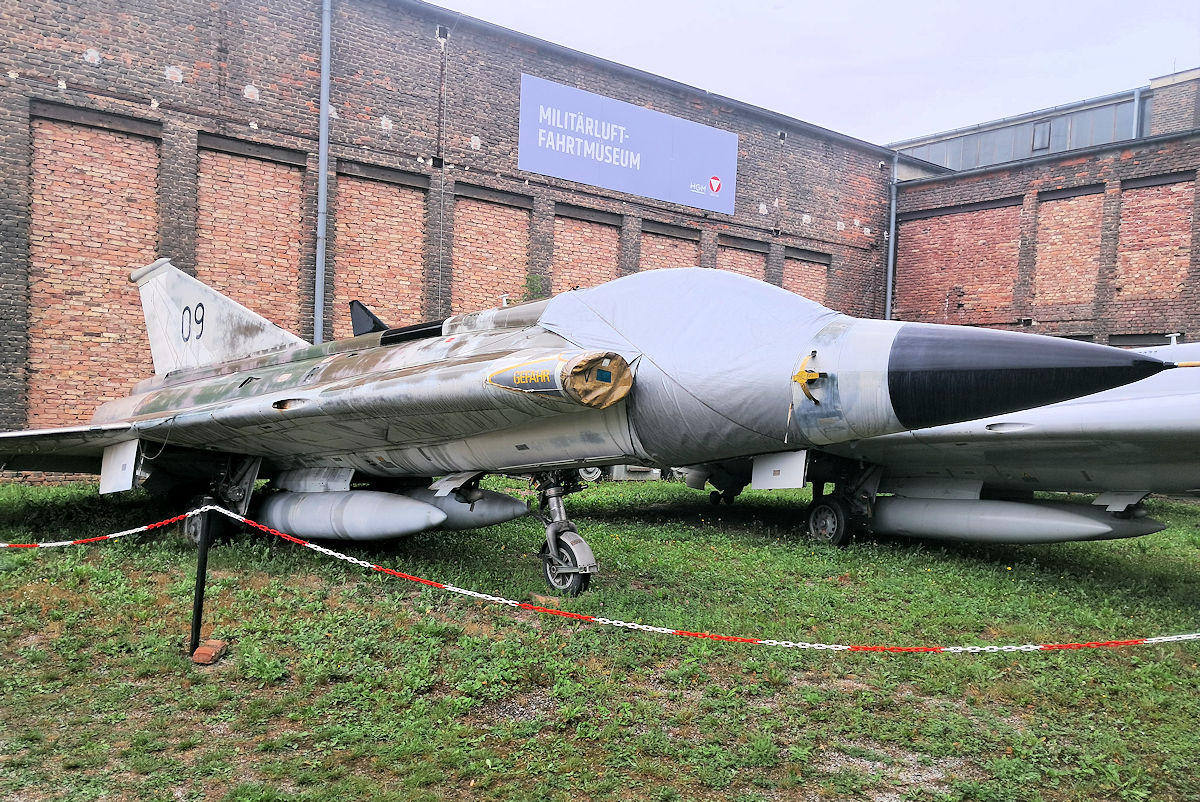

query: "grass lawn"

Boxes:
[1, 478, 1198, 801]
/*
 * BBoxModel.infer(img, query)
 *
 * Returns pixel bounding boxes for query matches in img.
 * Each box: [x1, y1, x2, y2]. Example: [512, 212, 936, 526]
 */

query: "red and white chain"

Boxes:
[7, 505, 1200, 654]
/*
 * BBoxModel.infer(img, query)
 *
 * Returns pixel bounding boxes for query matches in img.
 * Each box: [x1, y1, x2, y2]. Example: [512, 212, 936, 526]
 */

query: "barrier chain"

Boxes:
[6, 505, 1199, 655]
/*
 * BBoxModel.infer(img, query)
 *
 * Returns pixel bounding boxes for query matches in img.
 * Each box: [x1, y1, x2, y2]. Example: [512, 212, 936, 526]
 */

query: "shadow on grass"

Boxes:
[5, 480, 1198, 625]
[0, 483, 178, 534]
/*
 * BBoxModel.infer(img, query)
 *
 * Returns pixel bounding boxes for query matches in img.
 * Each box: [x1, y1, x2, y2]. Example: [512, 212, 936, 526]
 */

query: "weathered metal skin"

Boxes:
[94, 361, 633, 472]
[90, 313, 637, 475]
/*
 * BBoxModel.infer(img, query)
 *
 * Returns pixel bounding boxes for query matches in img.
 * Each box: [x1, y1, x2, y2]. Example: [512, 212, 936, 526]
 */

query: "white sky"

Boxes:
[426, 0, 1200, 145]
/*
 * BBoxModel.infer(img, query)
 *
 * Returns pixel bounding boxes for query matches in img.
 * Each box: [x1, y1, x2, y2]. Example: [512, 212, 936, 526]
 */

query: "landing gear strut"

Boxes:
[178, 457, 261, 546]
[533, 471, 598, 595]
[804, 460, 883, 547]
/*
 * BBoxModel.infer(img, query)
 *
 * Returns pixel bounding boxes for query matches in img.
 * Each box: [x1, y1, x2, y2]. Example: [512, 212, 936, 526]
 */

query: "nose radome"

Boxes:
[886, 324, 1167, 431]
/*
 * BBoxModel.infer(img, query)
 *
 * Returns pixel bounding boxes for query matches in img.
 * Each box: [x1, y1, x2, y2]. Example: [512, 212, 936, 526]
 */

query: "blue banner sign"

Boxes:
[518, 74, 738, 215]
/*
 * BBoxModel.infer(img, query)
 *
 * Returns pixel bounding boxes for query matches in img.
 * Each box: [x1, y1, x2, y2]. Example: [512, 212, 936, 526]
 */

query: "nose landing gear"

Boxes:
[532, 470, 598, 596]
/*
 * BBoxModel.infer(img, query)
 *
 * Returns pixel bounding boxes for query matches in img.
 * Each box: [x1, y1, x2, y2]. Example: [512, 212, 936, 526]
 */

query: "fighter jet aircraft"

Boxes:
[0, 259, 1177, 592]
[684, 345, 1200, 547]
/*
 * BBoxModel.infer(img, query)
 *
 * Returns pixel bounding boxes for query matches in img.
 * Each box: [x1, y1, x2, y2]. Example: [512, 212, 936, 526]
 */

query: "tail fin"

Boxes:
[131, 258, 307, 375]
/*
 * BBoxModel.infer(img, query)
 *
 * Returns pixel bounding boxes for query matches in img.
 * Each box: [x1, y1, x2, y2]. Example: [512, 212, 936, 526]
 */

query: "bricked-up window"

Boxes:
[893, 206, 1021, 325]
[782, 259, 828, 304]
[28, 120, 159, 426]
[332, 177, 426, 338]
[1033, 193, 1103, 310]
[551, 217, 619, 294]
[196, 150, 305, 333]
[639, 232, 700, 271]
[1114, 180, 1195, 302]
[715, 247, 766, 281]
[451, 197, 530, 313]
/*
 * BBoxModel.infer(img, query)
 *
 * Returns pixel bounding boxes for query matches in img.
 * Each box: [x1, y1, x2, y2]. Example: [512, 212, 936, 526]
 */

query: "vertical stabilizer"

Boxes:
[130, 258, 307, 375]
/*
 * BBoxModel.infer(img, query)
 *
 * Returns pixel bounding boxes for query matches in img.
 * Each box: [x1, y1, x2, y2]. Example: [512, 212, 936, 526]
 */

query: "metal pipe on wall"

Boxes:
[313, 0, 333, 344]
[1132, 87, 1144, 139]
[884, 151, 899, 320]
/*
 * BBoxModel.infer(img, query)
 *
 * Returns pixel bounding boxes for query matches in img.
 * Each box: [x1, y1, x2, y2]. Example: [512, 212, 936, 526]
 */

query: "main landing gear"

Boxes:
[178, 456, 262, 546]
[806, 493, 854, 547]
[532, 470, 598, 596]
[804, 458, 882, 547]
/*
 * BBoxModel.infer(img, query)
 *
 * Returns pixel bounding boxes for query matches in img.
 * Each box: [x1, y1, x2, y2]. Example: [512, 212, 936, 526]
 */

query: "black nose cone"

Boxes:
[888, 325, 1167, 431]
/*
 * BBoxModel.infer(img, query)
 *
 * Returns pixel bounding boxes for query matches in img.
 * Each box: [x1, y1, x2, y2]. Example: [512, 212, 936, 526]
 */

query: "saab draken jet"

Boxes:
[0, 259, 1176, 593]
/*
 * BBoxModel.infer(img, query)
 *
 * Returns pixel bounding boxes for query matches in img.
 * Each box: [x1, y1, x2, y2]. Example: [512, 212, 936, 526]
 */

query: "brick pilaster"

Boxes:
[158, 121, 199, 274]
[618, 215, 641, 275]
[1092, 181, 1125, 344]
[0, 90, 30, 430]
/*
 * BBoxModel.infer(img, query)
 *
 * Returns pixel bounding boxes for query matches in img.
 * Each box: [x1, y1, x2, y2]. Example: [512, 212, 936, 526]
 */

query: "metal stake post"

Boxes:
[188, 510, 213, 657]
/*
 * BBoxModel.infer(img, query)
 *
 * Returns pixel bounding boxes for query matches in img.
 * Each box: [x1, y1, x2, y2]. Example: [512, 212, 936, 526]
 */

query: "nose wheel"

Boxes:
[538, 527, 591, 595]
[533, 471, 598, 595]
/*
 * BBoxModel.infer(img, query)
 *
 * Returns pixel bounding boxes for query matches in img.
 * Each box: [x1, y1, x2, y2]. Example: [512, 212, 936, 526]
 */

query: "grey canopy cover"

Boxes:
[538, 268, 840, 465]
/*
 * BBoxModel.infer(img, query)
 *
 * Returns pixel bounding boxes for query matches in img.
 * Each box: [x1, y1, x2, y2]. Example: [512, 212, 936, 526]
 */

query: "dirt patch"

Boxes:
[14, 629, 57, 649]
[472, 688, 558, 722]
[793, 671, 872, 693]
[813, 739, 984, 801]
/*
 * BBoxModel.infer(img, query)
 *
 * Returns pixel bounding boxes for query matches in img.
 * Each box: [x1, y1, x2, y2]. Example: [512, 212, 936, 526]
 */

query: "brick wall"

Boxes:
[782, 258, 829, 304]
[195, 150, 306, 333]
[332, 176, 427, 336]
[894, 206, 1022, 325]
[27, 120, 158, 426]
[1031, 193, 1104, 328]
[1114, 182, 1194, 300]
[639, 233, 700, 271]
[895, 134, 1200, 340]
[1150, 77, 1200, 137]
[551, 217, 619, 294]
[715, 247, 766, 280]
[450, 198, 530, 313]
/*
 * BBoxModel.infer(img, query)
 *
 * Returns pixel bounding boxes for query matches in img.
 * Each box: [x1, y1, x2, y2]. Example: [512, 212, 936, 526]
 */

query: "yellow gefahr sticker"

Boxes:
[513, 368, 553, 385]
[487, 357, 565, 395]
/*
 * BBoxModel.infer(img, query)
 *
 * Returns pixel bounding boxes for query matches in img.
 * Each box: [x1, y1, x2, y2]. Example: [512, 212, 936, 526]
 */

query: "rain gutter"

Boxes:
[313, 0, 332, 344]
[884, 151, 898, 320]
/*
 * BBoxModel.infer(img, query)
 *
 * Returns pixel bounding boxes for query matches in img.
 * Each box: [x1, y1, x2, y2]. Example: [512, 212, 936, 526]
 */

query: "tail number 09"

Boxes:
[181, 303, 205, 342]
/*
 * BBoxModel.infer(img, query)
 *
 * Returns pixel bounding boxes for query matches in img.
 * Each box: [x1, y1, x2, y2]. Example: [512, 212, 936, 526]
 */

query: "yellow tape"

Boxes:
[791, 352, 825, 404]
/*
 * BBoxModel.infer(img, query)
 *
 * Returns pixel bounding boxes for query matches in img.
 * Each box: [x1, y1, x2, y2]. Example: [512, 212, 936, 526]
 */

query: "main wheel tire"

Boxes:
[540, 540, 591, 596]
[807, 497, 852, 547]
